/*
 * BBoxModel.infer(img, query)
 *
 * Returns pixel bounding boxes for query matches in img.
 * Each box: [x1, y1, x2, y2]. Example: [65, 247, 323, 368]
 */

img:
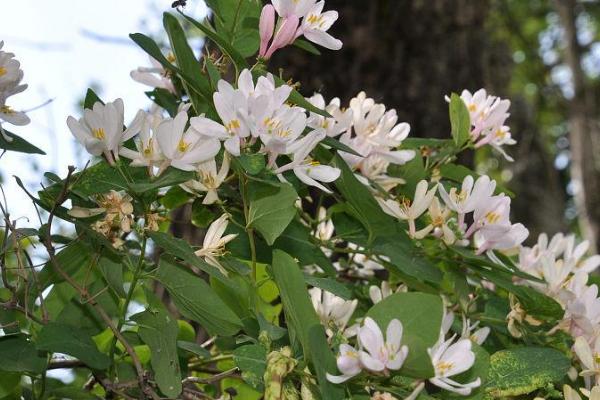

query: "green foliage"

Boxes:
[449, 93, 471, 148]
[366, 292, 443, 378]
[247, 181, 298, 245]
[485, 347, 570, 397]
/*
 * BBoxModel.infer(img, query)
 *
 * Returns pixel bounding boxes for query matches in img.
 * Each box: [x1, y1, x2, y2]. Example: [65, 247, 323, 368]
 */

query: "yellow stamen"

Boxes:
[92, 128, 106, 140]
[178, 139, 190, 153]
[485, 212, 500, 224]
[166, 53, 176, 63]
[225, 119, 241, 134]
[436, 361, 454, 375]
[468, 104, 476, 112]
[143, 139, 153, 156]
[0, 67, 7, 77]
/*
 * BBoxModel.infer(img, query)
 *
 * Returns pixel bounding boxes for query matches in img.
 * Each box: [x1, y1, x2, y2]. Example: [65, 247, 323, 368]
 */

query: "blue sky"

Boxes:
[0, 0, 206, 222]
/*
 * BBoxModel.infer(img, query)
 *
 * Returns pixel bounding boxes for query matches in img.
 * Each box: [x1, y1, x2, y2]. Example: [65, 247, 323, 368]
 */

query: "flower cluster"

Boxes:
[455, 89, 515, 161]
[0, 41, 30, 140]
[259, 0, 342, 59]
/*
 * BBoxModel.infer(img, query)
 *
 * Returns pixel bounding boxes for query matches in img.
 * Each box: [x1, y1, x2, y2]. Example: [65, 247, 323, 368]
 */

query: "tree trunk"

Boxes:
[554, 0, 600, 253]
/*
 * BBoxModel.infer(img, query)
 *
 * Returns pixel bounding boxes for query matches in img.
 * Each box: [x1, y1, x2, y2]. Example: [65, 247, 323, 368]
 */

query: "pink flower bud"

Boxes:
[264, 14, 300, 59]
[259, 4, 275, 58]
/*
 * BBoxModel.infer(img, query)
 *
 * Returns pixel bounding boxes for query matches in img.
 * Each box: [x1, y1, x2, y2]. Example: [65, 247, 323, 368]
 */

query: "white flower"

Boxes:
[119, 106, 164, 169]
[313, 206, 334, 242]
[272, 0, 317, 18]
[307, 93, 353, 138]
[461, 316, 490, 345]
[67, 98, 145, 164]
[274, 130, 341, 193]
[131, 54, 176, 93]
[564, 284, 600, 340]
[183, 154, 230, 205]
[428, 335, 481, 396]
[298, 1, 342, 50]
[574, 336, 600, 387]
[474, 222, 529, 254]
[326, 343, 362, 383]
[564, 385, 600, 400]
[377, 180, 436, 237]
[259, 106, 308, 161]
[358, 317, 409, 373]
[155, 109, 221, 172]
[454, 89, 514, 160]
[309, 288, 357, 336]
[413, 197, 456, 245]
[438, 175, 496, 229]
[0, 41, 30, 138]
[369, 281, 406, 304]
[194, 214, 238, 275]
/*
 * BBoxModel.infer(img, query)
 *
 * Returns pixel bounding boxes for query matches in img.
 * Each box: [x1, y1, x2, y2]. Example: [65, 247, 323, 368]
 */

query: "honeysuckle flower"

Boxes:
[194, 214, 238, 275]
[259, 106, 308, 161]
[358, 317, 408, 373]
[466, 194, 510, 238]
[474, 222, 528, 254]
[356, 154, 406, 192]
[461, 316, 490, 345]
[190, 80, 251, 157]
[120, 106, 164, 170]
[297, 1, 342, 50]
[475, 124, 516, 161]
[413, 197, 456, 245]
[309, 287, 357, 336]
[263, 14, 300, 59]
[574, 336, 600, 387]
[564, 385, 600, 400]
[564, 284, 600, 340]
[369, 281, 407, 304]
[428, 335, 481, 396]
[182, 153, 230, 205]
[506, 294, 542, 338]
[313, 207, 334, 242]
[370, 392, 398, 400]
[67, 99, 145, 165]
[0, 41, 30, 138]
[274, 129, 341, 193]
[327, 343, 362, 383]
[272, 0, 317, 17]
[307, 93, 353, 138]
[377, 180, 436, 237]
[259, 5, 276, 57]
[438, 175, 496, 229]
[563, 237, 600, 275]
[130, 54, 176, 93]
[155, 109, 220, 172]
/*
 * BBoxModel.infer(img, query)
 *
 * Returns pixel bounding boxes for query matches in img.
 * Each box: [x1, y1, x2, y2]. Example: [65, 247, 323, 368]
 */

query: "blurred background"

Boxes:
[2, 0, 600, 250]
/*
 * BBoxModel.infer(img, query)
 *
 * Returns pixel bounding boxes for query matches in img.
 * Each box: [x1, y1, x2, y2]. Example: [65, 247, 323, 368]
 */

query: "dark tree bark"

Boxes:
[554, 0, 600, 253]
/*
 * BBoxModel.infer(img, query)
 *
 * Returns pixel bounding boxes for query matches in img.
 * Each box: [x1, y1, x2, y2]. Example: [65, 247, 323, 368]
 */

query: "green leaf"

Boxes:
[303, 275, 352, 300]
[271, 250, 343, 399]
[38, 322, 110, 370]
[321, 136, 362, 157]
[146, 88, 179, 117]
[128, 167, 195, 193]
[84, 88, 103, 109]
[154, 257, 243, 336]
[163, 12, 210, 112]
[0, 129, 45, 155]
[0, 372, 21, 399]
[131, 291, 182, 398]
[97, 255, 126, 297]
[247, 181, 298, 245]
[485, 347, 570, 397]
[148, 231, 225, 279]
[449, 93, 471, 147]
[331, 154, 395, 238]
[234, 344, 267, 390]
[366, 292, 443, 378]
[177, 341, 211, 358]
[293, 38, 321, 55]
[179, 12, 249, 71]
[274, 220, 336, 276]
[238, 153, 266, 175]
[0, 335, 46, 374]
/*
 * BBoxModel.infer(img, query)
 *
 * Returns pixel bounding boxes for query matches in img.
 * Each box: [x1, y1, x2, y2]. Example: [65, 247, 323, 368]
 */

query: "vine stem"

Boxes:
[240, 175, 258, 282]
[108, 233, 147, 379]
